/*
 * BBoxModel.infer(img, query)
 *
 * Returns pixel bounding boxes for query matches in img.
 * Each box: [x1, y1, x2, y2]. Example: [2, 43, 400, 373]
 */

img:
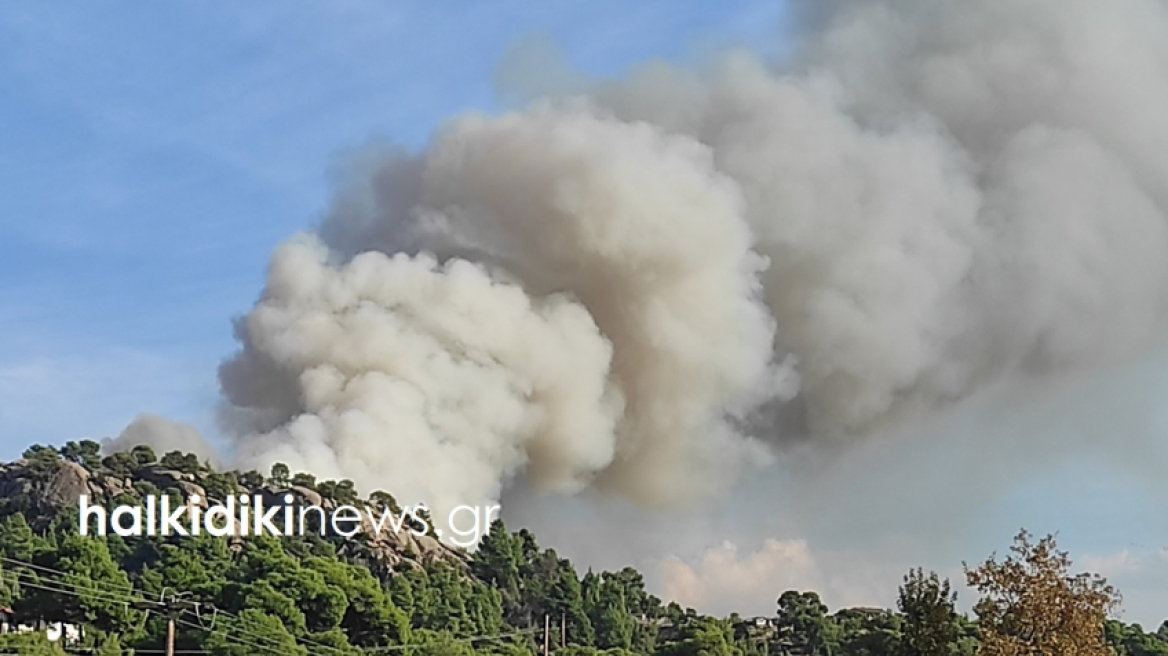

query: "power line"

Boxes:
[1, 556, 161, 608]
[2, 556, 343, 655]
[173, 615, 295, 656]
[168, 593, 347, 655]
[49, 647, 211, 654]
[1, 572, 146, 613]
[0, 568, 290, 656]
[0, 571, 291, 656]
[1, 554, 548, 655]
[360, 626, 540, 652]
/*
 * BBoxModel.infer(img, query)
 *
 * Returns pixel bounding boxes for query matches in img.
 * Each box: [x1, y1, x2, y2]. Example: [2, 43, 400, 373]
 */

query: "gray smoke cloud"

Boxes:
[104, 414, 221, 469]
[199, 0, 1168, 522]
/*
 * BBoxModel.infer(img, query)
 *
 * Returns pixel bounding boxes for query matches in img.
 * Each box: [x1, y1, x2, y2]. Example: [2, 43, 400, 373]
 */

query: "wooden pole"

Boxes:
[543, 614, 550, 656]
[561, 611, 566, 647]
[166, 617, 175, 656]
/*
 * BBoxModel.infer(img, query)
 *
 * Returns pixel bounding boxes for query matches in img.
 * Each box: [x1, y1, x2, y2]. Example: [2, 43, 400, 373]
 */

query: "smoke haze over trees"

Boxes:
[73, 0, 1168, 631]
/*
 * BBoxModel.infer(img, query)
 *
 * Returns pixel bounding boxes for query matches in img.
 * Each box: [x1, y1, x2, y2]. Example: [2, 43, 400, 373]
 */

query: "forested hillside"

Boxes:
[0, 441, 1164, 656]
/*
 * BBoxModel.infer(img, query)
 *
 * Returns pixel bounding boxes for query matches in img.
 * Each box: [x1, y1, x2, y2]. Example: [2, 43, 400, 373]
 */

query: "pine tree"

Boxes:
[898, 568, 958, 656]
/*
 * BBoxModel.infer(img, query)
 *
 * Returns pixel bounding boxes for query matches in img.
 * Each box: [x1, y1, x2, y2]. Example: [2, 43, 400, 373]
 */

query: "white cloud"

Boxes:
[1073, 548, 1168, 627]
[1080, 550, 1144, 578]
[657, 538, 907, 617]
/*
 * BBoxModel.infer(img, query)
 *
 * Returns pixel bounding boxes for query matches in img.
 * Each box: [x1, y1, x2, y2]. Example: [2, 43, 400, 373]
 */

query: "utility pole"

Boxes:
[561, 611, 566, 648]
[134, 590, 198, 656]
[543, 614, 550, 656]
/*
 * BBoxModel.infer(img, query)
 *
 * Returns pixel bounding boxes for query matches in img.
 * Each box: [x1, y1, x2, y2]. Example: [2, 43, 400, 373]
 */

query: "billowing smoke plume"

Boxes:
[219, 111, 791, 515]
[206, 0, 1168, 519]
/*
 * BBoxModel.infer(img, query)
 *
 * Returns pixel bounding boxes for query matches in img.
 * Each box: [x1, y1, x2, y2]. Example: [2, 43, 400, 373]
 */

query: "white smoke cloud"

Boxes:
[206, 0, 1168, 528]
[220, 110, 790, 517]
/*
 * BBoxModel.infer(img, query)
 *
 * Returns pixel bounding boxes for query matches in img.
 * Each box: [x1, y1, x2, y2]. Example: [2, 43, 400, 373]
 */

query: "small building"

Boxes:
[0, 610, 82, 645]
[732, 615, 778, 644]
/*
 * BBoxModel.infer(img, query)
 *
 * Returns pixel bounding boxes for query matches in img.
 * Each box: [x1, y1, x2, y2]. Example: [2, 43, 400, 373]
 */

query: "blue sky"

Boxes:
[0, 0, 784, 453]
[3, 0, 1168, 626]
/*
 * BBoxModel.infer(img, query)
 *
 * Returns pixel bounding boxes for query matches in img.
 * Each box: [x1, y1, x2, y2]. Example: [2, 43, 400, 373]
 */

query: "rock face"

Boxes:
[289, 485, 323, 508]
[0, 467, 35, 502]
[42, 462, 90, 508]
[137, 465, 195, 488]
[105, 477, 128, 497]
[176, 481, 207, 502]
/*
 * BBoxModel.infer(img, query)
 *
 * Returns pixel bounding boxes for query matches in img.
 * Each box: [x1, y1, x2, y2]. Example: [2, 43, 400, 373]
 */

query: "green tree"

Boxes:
[1105, 620, 1168, 656]
[28, 533, 146, 638]
[0, 512, 42, 562]
[593, 578, 634, 651]
[60, 440, 103, 469]
[160, 451, 200, 474]
[22, 444, 60, 462]
[0, 631, 67, 654]
[238, 470, 265, 489]
[291, 472, 318, 489]
[136, 536, 231, 602]
[23, 444, 62, 480]
[317, 479, 360, 506]
[473, 521, 523, 613]
[389, 572, 416, 617]
[304, 627, 363, 655]
[656, 617, 742, 656]
[305, 555, 410, 646]
[205, 608, 307, 656]
[834, 608, 903, 656]
[269, 463, 290, 486]
[776, 591, 840, 656]
[101, 451, 139, 477]
[94, 632, 124, 656]
[898, 568, 957, 656]
[202, 472, 240, 501]
[407, 629, 475, 656]
[129, 445, 157, 466]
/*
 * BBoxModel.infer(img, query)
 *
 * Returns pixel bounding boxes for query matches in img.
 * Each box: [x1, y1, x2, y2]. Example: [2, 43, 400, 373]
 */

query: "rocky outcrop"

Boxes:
[42, 462, 90, 507]
[289, 485, 323, 508]
[136, 465, 195, 489]
[0, 465, 35, 502]
[0, 454, 470, 574]
[177, 481, 207, 503]
[0, 459, 64, 513]
[104, 476, 128, 497]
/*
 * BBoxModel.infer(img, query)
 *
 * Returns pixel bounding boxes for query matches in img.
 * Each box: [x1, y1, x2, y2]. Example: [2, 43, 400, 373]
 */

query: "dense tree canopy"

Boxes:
[0, 444, 1160, 656]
